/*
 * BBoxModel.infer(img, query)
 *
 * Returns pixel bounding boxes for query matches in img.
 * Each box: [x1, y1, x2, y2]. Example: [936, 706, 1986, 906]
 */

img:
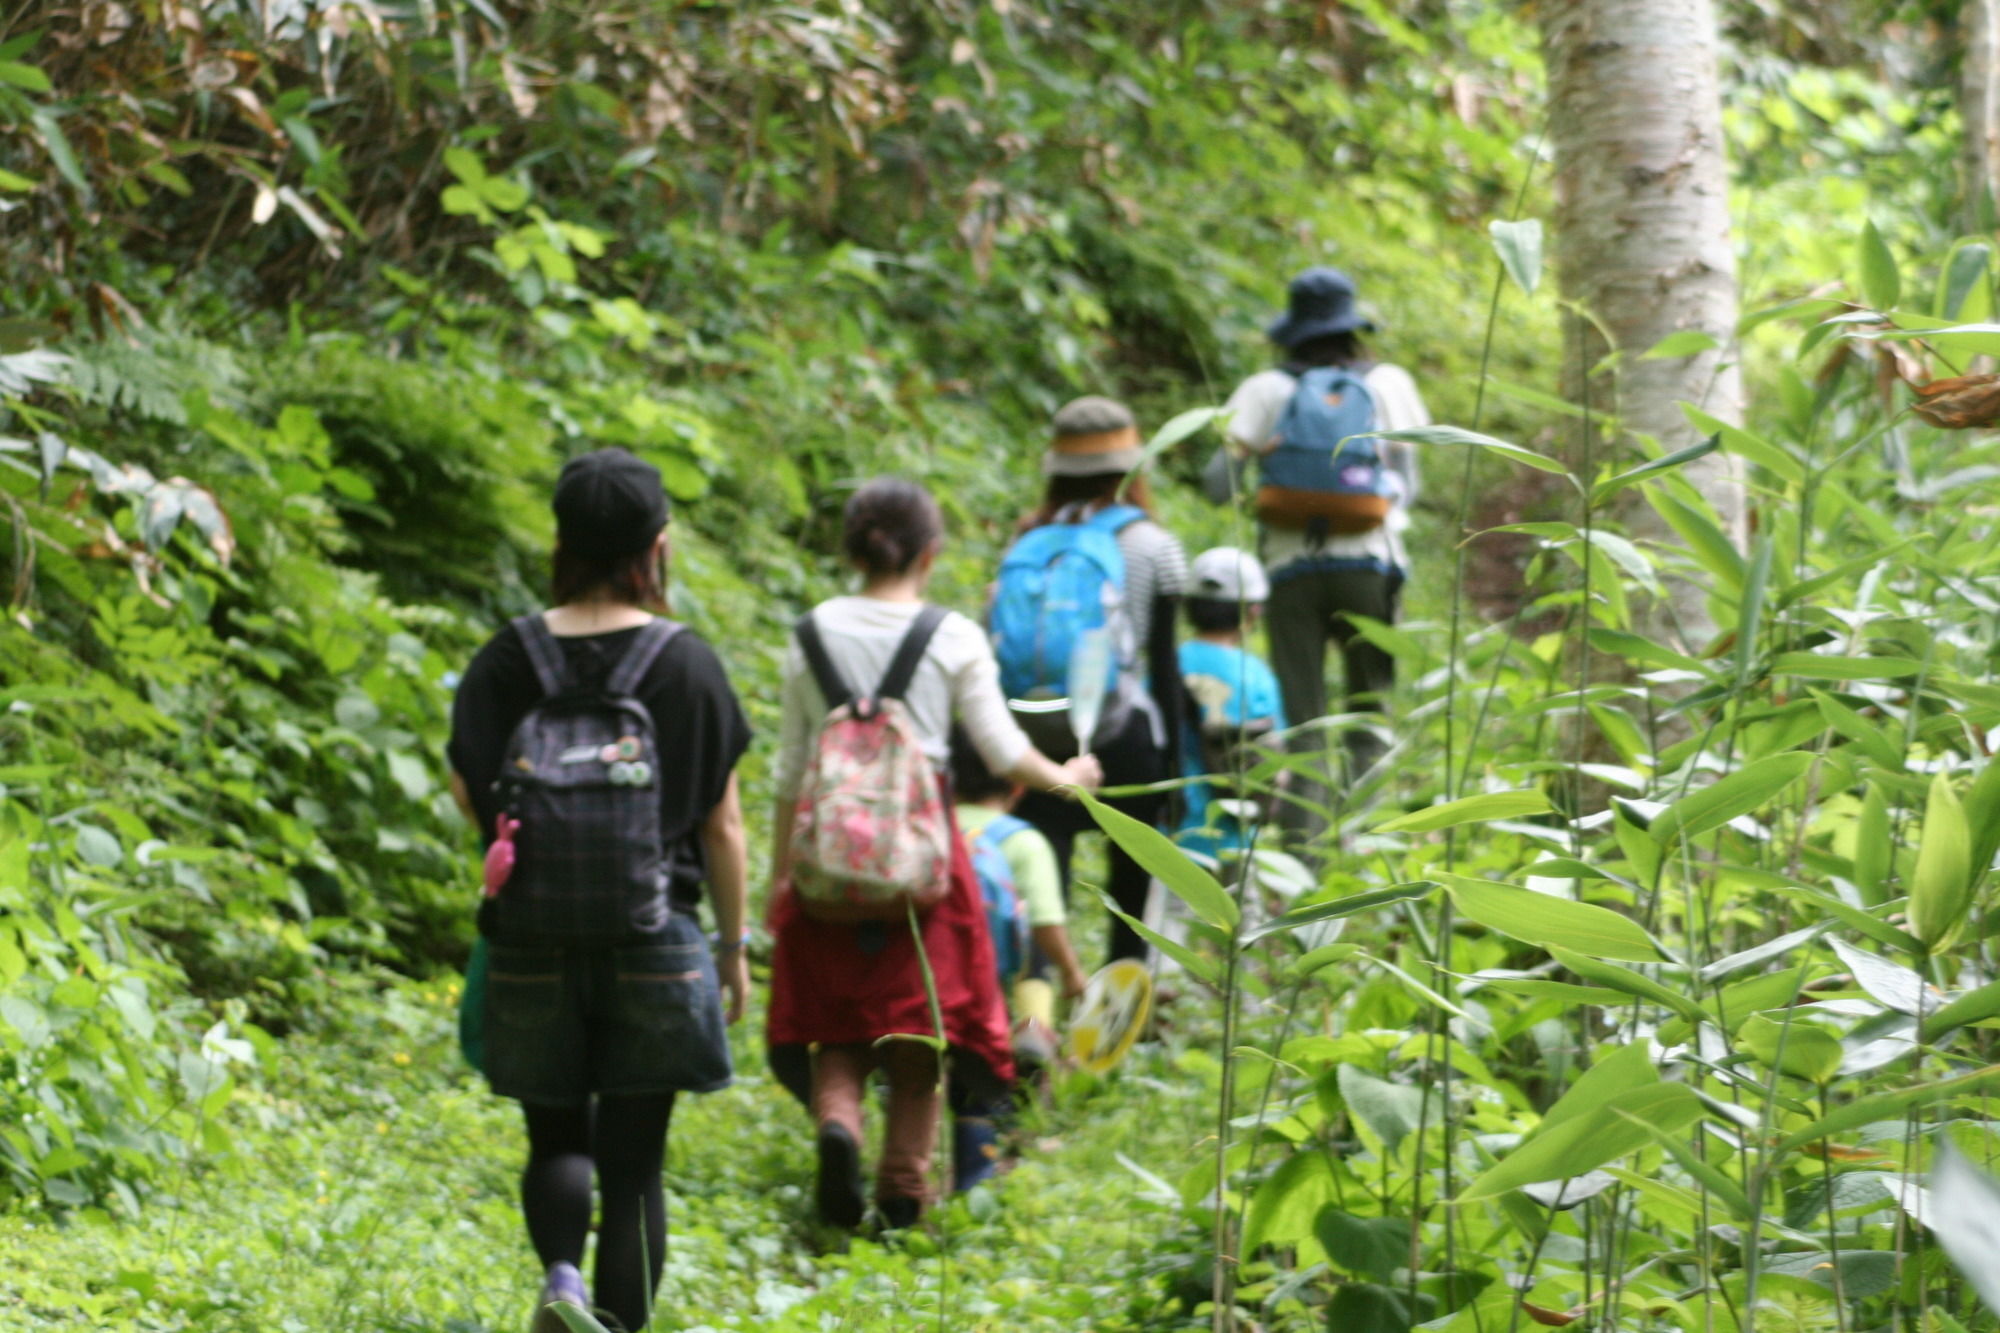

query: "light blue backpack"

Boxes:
[990, 503, 1143, 702]
[1256, 366, 1393, 532]
[969, 814, 1032, 984]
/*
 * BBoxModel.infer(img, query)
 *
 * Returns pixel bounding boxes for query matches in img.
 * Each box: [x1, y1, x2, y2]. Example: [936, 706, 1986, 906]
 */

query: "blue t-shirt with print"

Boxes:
[1177, 639, 1286, 856]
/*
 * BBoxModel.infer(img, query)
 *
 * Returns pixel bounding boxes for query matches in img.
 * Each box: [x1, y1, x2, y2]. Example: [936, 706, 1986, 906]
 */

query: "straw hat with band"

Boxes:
[1044, 396, 1144, 477]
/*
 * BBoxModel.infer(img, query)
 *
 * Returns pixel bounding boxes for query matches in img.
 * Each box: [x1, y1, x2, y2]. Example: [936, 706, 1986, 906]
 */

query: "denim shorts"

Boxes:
[481, 912, 732, 1105]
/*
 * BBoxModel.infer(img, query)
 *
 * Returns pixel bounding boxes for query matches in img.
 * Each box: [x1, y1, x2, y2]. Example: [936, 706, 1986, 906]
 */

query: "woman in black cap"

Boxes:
[447, 447, 751, 1333]
[1209, 266, 1430, 849]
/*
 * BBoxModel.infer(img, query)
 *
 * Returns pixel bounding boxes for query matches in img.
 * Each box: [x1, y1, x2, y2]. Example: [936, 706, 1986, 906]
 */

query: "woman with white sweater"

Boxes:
[763, 477, 1100, 1229]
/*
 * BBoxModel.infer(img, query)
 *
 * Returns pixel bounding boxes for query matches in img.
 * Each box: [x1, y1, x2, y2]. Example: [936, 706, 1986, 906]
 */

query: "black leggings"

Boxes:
[1015, 704, 1169, 964]
[522, 1094, 676, 1333]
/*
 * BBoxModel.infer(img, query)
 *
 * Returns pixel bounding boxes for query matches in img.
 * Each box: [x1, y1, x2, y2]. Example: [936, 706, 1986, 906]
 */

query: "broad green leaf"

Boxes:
[1648, 753, 1813, 844]
[1859, 220, 1900, 311]
[1242, 882, 1434, 944]
[1773, 1065, 2000, 1154]
[1909, 772, 1973, 948]
[1734, 533, 1773, 685]
[72, 824, 123, 868]
[1243, 1149, 1337, 1251]
[0, 167, 36, 191]
[1316, 1207, 1411, 1284]
[1462, 1082, 1703, 1199]
[1479, 979, 1629, 1007]
[1443, 876, 1658, 962]
[1324, 1282, 1415, 1333]
[1773, 652, 1923, 681]
[1488, 218, 1543, 296]
[1549, 948, 1706, 1027]
[442, 145, 488, 185]
[1337, 1064, 1430, 1151]
[1641, 330, 1721, 360]
[1372, 424, 1569, 475]
[1375, 790, 1551, 833]
[1075, 789, 1236, 930]
[1737, 1013, 1843, 1083]
[1593, 433, 1719, 502]
[1827, 938, 1928, 1015]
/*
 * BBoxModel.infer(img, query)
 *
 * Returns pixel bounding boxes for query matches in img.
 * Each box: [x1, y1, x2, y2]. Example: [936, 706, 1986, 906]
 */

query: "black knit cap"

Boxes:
[552, 448, 669, 559]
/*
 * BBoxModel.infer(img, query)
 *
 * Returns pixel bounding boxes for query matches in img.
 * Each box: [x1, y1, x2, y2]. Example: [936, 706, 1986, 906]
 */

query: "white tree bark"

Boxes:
[1542, 0, 1745, 646]
[1965, 0, 2000, 231]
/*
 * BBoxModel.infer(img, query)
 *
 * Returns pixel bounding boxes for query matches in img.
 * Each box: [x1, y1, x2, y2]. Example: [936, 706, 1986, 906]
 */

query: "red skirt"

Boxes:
[765, 807, 1015, 1085]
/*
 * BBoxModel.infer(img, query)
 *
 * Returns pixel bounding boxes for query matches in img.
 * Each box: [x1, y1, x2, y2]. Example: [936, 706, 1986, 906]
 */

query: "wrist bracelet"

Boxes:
[712, 930, 751, 953]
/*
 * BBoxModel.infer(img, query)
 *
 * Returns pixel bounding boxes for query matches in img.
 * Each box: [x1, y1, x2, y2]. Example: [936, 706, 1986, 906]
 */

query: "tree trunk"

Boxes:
[1542, 0, 1745, 648]
[1965, 0, 2000, 232]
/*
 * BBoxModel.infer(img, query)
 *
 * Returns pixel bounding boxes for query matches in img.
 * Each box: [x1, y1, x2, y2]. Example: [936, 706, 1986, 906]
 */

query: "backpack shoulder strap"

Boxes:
[875, 604, 949, 704]
[512, 613, 567, 699]
[1087, 503, 1147, 534]
[794, 611, 853, 713]
[605, 618, 686, 697]
[982, 812, 1032, 847]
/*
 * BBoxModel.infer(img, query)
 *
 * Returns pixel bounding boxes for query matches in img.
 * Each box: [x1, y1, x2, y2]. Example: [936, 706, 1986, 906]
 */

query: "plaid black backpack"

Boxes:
[490, 614, 685, 942]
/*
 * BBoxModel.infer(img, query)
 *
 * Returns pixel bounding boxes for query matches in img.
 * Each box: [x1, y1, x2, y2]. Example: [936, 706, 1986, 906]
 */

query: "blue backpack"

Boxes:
[969, 814, 1032, 984]
[1256, 366, 1394, 533]
[991, 503, 1144, 702]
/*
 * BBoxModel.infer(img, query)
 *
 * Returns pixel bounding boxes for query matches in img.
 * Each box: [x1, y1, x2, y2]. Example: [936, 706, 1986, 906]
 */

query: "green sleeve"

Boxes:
[1004, 826, 1066, 926]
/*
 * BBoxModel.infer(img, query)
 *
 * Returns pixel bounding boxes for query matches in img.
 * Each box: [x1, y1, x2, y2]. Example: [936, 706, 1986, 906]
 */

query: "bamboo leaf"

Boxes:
[1548, 948, 1707, 1027]
[1462, 1082, 1703, 1200]
[1608, 1108, 1755, 1220]
[1737, 1013, 1844, 1083]
[1443, 876, 1659, 962]
[1592, 433, 1719, 502]
[1375, 790, 1552, 833]
[1641, 330, 1722, 360]
[1099, 895, 1220, 985]
[1243, 882, 1434, 944]
[1773, 652, 1923, 681]
[1372, 424, 1569, 475]
[1773, 1065, 2000, 1155]
[1075, 788, 1237, 931]
[1647, 753, 1813, 844]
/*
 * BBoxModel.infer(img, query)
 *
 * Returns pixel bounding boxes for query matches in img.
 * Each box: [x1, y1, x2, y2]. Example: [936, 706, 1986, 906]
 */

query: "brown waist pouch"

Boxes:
[1254, 486, 1390, 534]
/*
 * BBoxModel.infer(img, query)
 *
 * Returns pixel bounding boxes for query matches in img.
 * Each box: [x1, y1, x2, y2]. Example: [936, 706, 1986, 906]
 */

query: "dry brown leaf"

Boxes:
[1912, 373, 2000, 429]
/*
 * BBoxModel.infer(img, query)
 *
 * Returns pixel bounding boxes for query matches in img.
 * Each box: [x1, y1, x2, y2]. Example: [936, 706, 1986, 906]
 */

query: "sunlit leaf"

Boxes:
[1075, 789, 1236, 931]
[1909, 772, 1973, 949]
[1489, 218, 1543, 296]
[1647, 753, 1813, 844]
[1443, 876, 1658, 962]
[1375, 790, 1551, 833]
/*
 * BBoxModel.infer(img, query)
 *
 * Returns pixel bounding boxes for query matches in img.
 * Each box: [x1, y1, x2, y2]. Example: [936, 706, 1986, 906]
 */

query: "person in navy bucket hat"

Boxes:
[1266, 267, 1376, 348]
[1201, 265, 1432, 863]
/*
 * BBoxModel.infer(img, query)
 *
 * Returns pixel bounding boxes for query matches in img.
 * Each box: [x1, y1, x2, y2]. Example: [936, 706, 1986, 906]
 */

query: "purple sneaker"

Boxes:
[530, 1261, 589, 1333]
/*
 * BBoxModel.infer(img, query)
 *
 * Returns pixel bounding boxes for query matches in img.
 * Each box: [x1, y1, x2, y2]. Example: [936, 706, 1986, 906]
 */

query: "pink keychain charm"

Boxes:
[484, 813, 519, 898]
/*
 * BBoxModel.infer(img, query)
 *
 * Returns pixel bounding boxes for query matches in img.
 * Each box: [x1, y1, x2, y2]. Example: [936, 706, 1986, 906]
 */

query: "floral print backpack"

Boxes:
[788, 606, 954, 921]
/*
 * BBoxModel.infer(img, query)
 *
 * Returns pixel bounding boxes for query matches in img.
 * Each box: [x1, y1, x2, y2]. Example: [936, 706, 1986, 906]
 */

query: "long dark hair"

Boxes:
[1021, 470, 1154, 532]
[551, 542, 666, 608]
[843, 477, 943, 577]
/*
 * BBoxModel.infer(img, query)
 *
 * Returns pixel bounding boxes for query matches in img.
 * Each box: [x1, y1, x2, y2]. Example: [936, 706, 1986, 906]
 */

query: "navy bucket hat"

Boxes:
[1267, 266, 1376, 350]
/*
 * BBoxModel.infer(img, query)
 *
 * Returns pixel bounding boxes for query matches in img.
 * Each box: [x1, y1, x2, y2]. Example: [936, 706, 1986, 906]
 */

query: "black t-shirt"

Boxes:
[447, 619, 751, 908]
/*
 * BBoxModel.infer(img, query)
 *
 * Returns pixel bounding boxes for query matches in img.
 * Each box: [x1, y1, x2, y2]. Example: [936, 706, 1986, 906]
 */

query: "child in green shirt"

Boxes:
[948, 729, 1089, 1189]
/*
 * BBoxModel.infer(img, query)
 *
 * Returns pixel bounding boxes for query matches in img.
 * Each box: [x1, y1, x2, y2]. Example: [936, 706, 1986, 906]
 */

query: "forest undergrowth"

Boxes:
[10, 4, 2000, 1333]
